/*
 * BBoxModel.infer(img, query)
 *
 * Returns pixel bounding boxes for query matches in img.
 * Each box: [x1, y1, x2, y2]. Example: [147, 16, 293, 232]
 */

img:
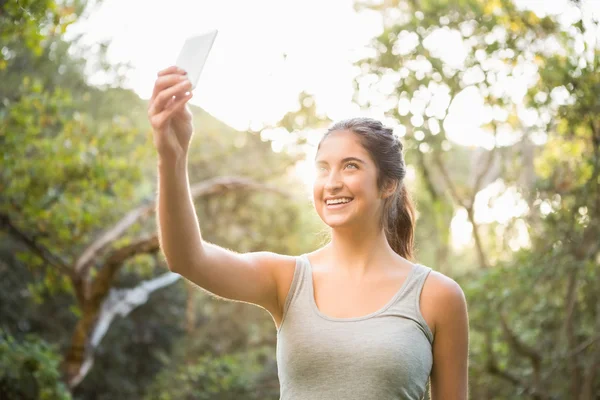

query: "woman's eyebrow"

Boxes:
[315, 157, 366, 165]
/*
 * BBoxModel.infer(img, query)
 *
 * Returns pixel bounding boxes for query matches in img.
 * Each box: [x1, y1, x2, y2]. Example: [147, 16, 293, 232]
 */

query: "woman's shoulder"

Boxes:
[419, 267, 468, 337]
[248, 252, 300, 324]
[421, 268, 464, 295]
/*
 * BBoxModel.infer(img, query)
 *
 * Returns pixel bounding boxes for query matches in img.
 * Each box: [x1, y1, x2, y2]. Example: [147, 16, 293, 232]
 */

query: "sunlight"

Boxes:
[450, 180, 531, 251]
[450, 209, 473, 250]
[64, 0, 599, 254]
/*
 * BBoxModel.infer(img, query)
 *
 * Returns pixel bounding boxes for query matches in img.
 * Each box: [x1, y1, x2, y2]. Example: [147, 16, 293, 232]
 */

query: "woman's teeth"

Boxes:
[326, 198, 353, 205]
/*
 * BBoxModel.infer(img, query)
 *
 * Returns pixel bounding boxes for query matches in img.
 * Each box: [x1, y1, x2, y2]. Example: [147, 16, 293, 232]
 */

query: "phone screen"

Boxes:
[175, 30, 218, 89]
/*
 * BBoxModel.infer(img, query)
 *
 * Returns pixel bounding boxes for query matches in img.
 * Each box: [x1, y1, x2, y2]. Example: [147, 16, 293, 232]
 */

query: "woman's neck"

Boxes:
[322, 224, 398, 278]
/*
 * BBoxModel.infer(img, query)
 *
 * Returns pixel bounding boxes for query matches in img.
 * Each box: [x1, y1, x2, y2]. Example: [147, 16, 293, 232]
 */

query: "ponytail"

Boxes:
[385, 184, 416, 261]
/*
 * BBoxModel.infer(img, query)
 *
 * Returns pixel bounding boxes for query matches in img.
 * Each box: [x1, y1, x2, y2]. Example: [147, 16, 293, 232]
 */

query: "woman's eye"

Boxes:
[316, 163, 357, 172]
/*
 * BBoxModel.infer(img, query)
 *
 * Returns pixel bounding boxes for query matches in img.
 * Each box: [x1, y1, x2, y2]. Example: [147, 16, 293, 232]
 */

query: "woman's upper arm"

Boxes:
[177, 241, 296, 318]
[429, 275, 470, 400]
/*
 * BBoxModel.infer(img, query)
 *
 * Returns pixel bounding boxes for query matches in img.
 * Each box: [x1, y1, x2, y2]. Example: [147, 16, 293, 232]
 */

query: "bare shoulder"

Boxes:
[423, 270, 466, 301]
[423, 269, 470, 398]
[247, 251, 297, 321]
[243, 250, 296, 270]
[420, 269, 468, 337]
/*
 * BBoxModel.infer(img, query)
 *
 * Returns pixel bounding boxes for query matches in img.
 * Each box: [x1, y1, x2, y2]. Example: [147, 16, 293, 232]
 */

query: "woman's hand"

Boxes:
[147, 65, 194, 162]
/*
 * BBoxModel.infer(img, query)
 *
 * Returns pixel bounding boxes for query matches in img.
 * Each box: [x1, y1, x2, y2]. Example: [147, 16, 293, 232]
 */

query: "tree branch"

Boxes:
[74, 176, 288, 283]
[432, 152, 468, 209]
[0, 212, 73, 276]
[472, 145, 498, 195]
[499, 311, 549, 399]
[66, 272, 181, 388]
[498, 311, 543, 375]
[432, 153, 490, 268]
[74, 204, 154, 279]
[64, 175, 291, 388]
[485, 328, 549, 400]
[416, 151, 442, 200]
[466, 207, 490, 269]
[64, 234, 161, 388]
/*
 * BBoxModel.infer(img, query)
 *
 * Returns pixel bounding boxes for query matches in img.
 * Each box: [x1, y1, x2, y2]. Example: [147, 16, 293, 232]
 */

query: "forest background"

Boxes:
[1, 0, 599, 399]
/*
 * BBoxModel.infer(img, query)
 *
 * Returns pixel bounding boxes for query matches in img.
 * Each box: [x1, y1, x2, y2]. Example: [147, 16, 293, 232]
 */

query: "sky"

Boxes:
[65, 0, 598, 251]
[66, 0, 379, 131]
[65, 0, 597, 134]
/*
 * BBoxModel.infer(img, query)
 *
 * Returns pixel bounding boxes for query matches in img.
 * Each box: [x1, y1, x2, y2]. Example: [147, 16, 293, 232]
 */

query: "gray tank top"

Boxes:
[276, 254, 434, 400]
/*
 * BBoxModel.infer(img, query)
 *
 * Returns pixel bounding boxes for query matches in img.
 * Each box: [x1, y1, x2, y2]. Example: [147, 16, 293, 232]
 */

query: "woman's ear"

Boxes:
[381, 179, 398, 199]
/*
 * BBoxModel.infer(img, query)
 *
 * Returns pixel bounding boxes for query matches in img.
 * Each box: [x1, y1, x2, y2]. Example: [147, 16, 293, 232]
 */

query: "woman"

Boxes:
[147, 65, 469, 399]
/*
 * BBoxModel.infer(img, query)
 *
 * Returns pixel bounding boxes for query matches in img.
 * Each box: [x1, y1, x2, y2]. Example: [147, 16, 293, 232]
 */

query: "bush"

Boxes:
[0, 329, 72, 400]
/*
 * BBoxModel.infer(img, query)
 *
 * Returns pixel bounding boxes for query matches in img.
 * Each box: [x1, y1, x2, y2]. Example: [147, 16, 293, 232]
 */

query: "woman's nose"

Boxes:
[324, 171, 343, 191]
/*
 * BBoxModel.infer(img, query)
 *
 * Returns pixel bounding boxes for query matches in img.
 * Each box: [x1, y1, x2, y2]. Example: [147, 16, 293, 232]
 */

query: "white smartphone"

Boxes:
[175, 30, 218, 90]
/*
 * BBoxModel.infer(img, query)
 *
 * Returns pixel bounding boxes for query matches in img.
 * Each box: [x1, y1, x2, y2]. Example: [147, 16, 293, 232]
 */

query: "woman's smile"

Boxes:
[325, 198, 354, 210]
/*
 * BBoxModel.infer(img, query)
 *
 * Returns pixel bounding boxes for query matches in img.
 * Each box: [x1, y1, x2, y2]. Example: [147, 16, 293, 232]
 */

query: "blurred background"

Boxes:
[1, 0, 599, 398]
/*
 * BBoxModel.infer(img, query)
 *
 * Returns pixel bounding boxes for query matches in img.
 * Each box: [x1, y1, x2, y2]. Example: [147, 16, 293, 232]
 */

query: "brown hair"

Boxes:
[317, 117, 416, 260]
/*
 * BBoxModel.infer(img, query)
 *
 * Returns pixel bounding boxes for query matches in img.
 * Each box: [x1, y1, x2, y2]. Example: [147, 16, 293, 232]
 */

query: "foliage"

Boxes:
[0, 329, 72, 400]
[0, 0, 85, 64]
[146, 349, 273, 400]
[356, 0, 599, 397]
[2, 0, 598, 398]
[1, 0, 321, 398]
[354, 0, 566, 271]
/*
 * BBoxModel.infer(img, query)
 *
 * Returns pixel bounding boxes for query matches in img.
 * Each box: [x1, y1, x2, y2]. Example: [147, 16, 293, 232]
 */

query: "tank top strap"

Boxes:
[402, 263, 432, 302]
[278, 254, 310, 332]
[386, 263, 434, 343]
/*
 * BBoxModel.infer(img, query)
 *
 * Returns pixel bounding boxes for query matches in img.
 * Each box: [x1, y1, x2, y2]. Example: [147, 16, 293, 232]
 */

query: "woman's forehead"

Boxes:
[316, 130, 368, 159]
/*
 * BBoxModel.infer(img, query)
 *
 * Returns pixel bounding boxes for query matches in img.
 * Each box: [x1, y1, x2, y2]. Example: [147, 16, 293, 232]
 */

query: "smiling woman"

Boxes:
[313, 119, 416, 259]
[148, 74, 468, 399]
[274, 117, 469, 400]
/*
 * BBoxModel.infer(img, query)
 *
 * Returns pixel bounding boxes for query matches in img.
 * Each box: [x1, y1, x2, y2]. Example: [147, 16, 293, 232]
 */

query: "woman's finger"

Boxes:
[163, 95, 176, 111]
[157, 65, 183, 77]
[166, 92, 193, 114]
[148, 79, 192, 118]
[150, 73, 187, 104]
[149, 79, 190, 116]
[150, 92, 193, 130]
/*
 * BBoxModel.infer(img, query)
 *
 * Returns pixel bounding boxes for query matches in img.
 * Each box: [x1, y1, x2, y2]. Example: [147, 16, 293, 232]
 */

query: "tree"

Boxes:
[1, 1, 321, 397]
[355, 0, 599, 397]
[0, 328, 71, 400]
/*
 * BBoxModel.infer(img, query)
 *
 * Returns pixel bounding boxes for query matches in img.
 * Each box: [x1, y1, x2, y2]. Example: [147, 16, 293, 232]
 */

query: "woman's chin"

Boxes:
[323, 215, 353, 229]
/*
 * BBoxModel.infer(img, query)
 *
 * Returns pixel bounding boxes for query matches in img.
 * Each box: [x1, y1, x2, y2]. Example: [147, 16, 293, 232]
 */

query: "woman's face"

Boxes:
[313, 130, 384, 230]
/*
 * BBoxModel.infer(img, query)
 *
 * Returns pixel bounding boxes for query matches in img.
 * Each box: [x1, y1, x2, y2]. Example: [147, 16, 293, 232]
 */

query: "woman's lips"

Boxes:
[325, 199, 353, 209]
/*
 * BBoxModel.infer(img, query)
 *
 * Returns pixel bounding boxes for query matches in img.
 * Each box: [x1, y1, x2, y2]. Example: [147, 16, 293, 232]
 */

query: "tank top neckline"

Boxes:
[300, 253, 419, 323]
